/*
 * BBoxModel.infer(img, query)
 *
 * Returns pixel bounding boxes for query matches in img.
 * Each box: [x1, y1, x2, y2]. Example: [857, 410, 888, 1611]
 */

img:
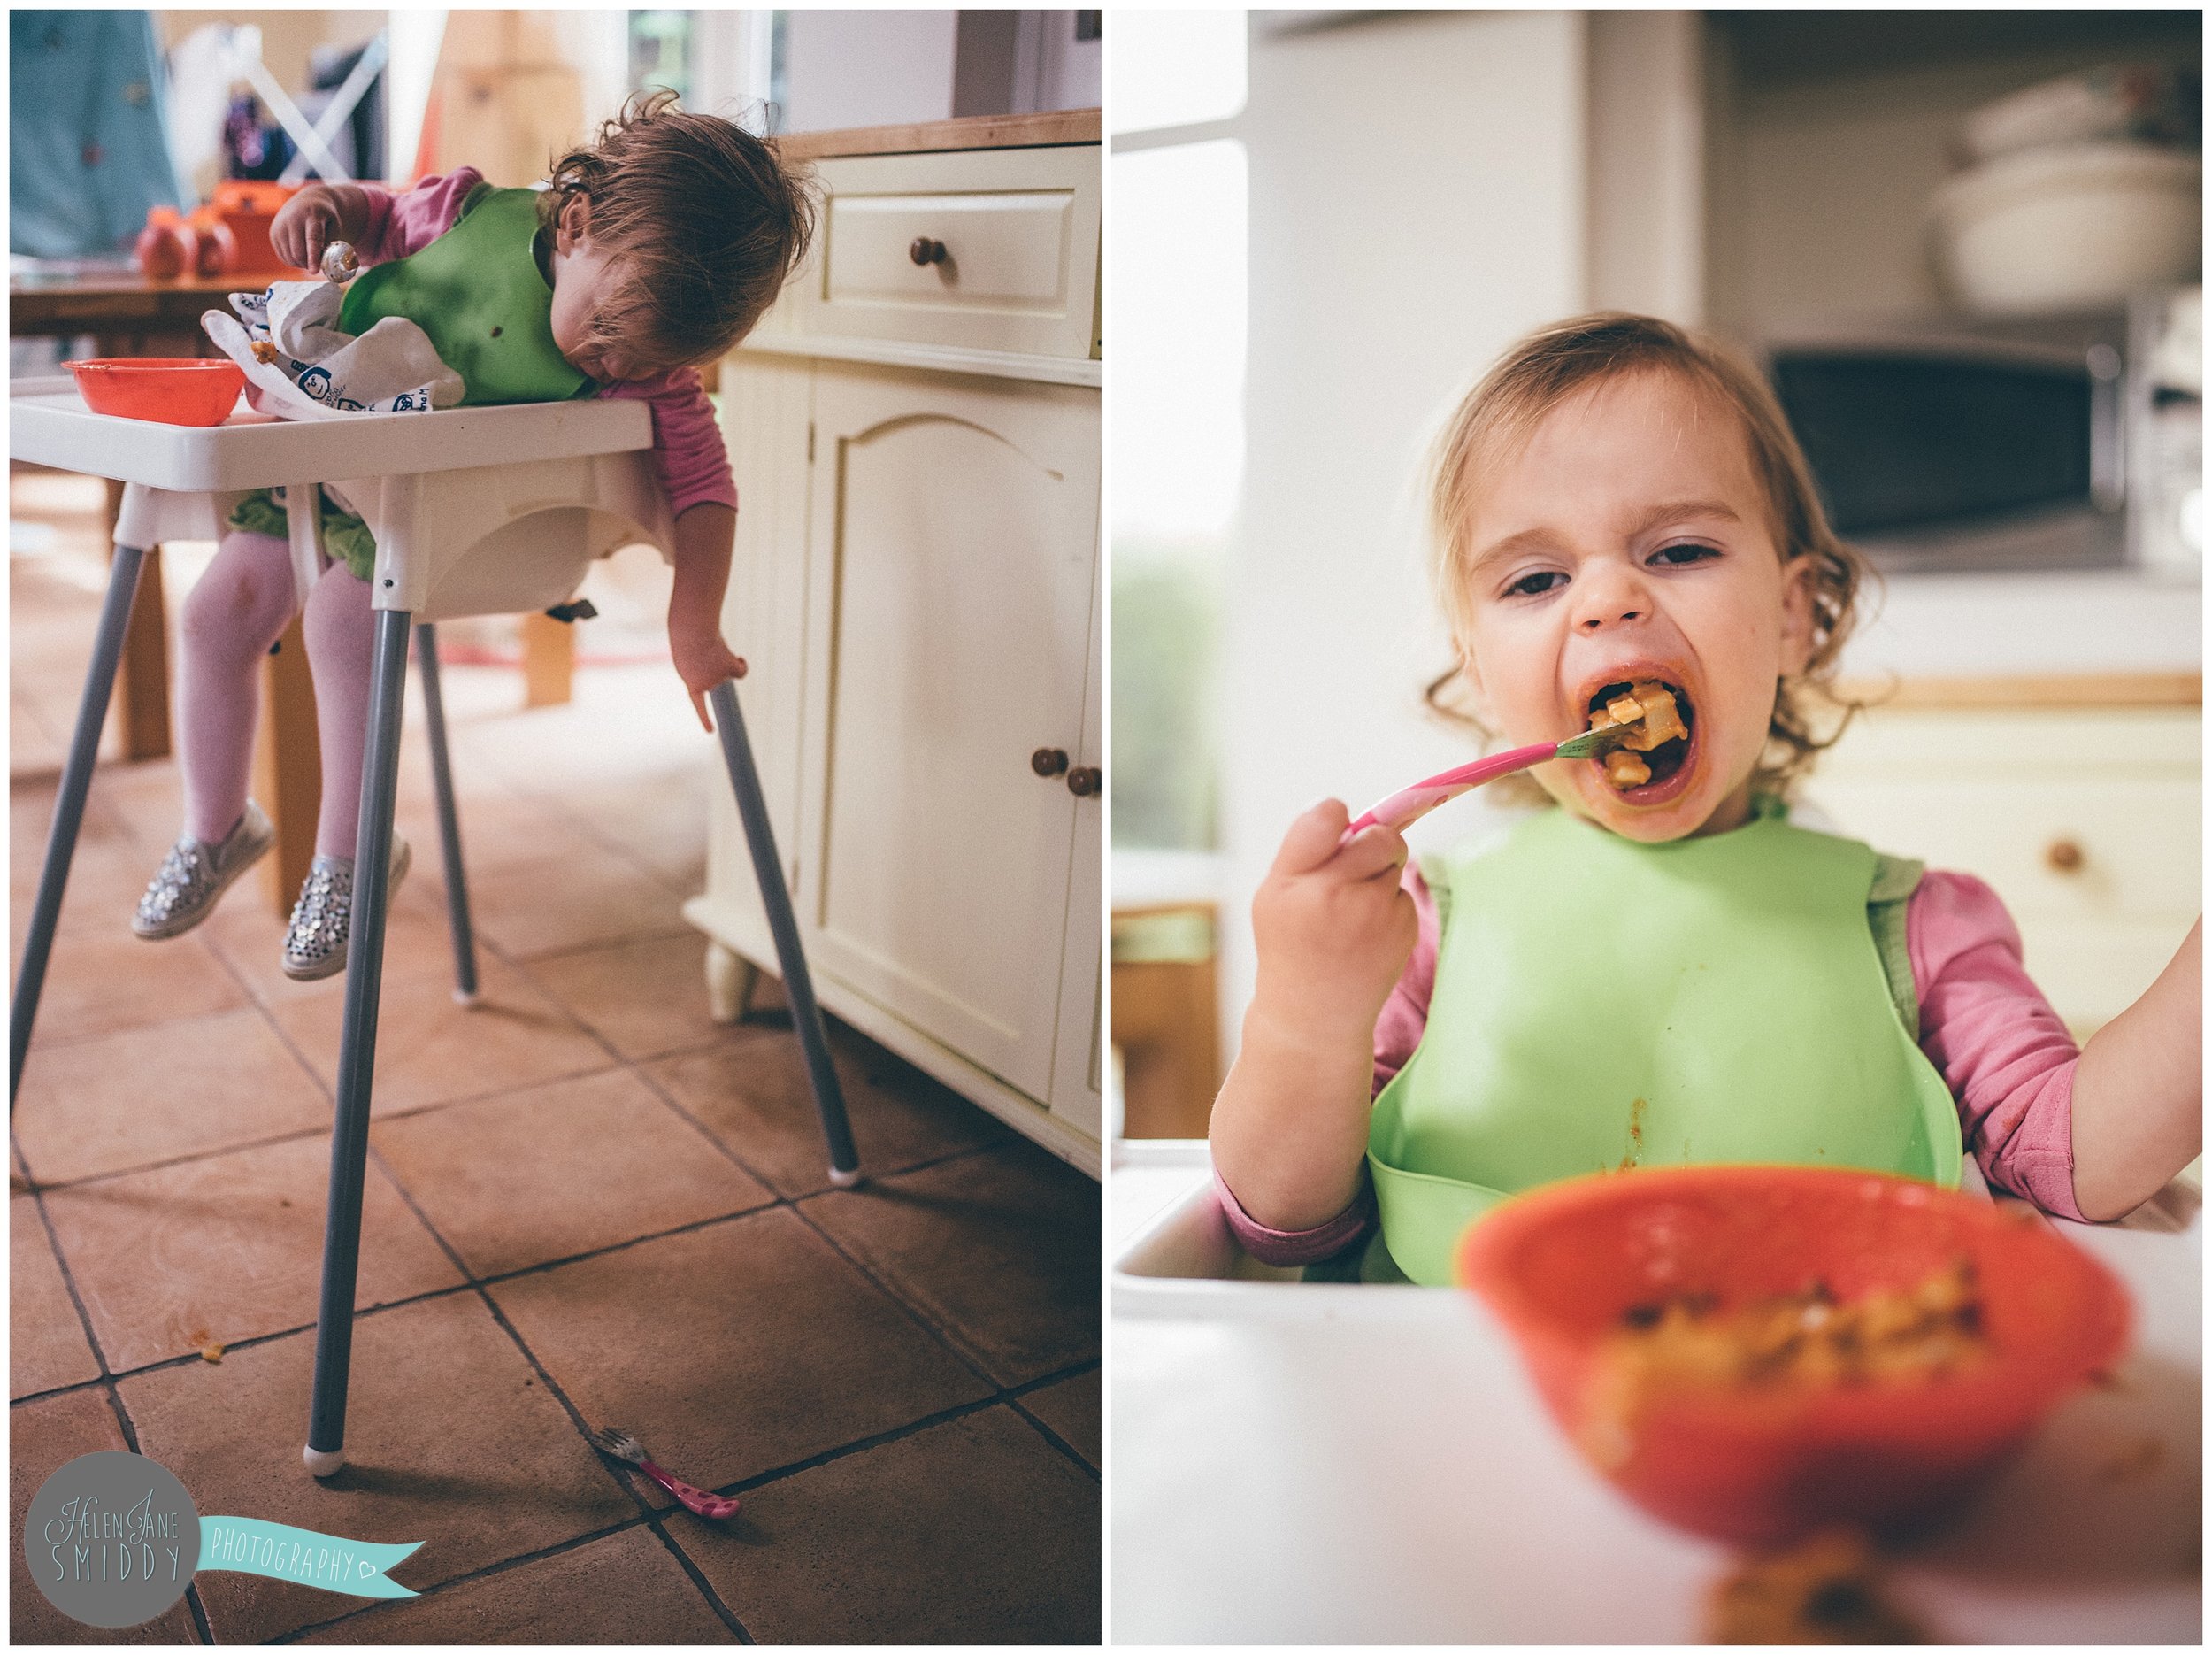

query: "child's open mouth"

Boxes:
[1586, 680, 1696, 801]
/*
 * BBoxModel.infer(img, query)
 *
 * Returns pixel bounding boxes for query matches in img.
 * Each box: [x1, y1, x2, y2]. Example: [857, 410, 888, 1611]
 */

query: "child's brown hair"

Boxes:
[1424, 312, 1871, 803]
[540, 89, 816, 367]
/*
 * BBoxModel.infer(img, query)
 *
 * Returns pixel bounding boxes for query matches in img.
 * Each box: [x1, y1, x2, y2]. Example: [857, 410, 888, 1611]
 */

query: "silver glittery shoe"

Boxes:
[280, 835, 411, 981]
[133, 802, 275, 940]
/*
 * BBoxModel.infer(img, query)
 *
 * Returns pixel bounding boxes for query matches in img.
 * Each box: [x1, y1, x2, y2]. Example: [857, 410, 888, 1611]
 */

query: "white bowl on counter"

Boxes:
[1930, 141, 2201, 313]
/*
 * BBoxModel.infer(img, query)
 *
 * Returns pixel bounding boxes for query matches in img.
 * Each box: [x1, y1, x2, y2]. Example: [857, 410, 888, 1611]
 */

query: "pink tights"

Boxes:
[177, 529, 376, 859]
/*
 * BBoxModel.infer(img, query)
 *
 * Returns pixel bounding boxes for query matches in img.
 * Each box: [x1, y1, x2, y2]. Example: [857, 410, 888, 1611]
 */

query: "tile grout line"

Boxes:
[9, 1128, 1019, 1413]
[262, 1510, 667, 1645]
[14, 730, 1094, 1640]
[357, 1117, 757, 1636]
[9, 1151, 218, 1643]
[489, 928, 1069, 1414]
[359, 1137, 763, 1645]
[274, 1357, 1107, 1643]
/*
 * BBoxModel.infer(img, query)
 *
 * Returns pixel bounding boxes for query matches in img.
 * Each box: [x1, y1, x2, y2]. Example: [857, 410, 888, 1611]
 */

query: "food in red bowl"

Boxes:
[1457, 1165, 2130, 1544]
[69, 358, 245, 427]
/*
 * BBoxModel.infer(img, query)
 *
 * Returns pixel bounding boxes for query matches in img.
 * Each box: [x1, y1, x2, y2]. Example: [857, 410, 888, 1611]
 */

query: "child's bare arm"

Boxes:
[2070, 918, 2201, 1221]
[270, 184, 374, 271]
[665, 502, 747, 733]
[1210, 800, 1418, 1231]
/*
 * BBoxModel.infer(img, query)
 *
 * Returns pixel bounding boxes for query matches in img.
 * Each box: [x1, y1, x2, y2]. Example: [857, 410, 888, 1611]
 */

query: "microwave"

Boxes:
[1763, 292, 2201, 580]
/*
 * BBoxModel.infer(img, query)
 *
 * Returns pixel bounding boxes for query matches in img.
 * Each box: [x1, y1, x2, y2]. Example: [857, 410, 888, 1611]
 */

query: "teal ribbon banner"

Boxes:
[196, 1517, 421, 1599]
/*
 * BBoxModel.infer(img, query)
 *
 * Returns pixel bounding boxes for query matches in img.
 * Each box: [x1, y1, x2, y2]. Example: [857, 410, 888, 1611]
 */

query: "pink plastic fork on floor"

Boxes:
[589, 1427, 741, 1520]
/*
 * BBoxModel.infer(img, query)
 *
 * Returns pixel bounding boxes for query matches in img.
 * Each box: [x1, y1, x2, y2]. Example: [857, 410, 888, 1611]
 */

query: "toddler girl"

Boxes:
[133, 92, 811, 977]
[1210, 313, 2201, 1284]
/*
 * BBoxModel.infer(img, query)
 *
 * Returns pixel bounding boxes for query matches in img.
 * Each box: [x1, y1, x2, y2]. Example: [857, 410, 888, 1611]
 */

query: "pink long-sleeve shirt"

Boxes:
[1218, 861, 2087, 1266]
[354, 168, 738, 519]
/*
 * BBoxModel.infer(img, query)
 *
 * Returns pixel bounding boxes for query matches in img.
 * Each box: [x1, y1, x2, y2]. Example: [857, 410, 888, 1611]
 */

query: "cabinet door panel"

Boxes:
[801, 366, 1099, 1098]
[1051, 555, 1103, 1136]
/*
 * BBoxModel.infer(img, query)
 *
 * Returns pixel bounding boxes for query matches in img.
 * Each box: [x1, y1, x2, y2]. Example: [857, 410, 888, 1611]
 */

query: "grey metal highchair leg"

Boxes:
[413, 623, 480, 1004]
[707, 681, 861, 1186]
[11, 543, 148, 1105]
[303, 608, 411, 1478]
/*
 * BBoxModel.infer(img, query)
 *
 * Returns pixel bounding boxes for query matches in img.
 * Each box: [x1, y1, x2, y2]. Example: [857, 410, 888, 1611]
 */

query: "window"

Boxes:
[1110, 12, 1247, 857]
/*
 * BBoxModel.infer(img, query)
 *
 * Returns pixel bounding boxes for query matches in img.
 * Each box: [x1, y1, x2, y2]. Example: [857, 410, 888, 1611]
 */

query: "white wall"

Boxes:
[1587, 10, 1703, 324]
[780, 10, 958, 135]
[1219, 10, 1590, 1058]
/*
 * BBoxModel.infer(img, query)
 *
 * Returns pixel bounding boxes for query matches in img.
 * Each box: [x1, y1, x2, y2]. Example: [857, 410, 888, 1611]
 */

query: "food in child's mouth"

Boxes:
[1706, 1528, 1924, 1644]
[1587, 680, 1692, 790]
[1603, 750, 1651, 789]
[1581, 1259, 1987, 1468]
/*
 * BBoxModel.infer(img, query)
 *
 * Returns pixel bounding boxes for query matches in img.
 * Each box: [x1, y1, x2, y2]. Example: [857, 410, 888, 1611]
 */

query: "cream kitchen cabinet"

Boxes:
[1799, 691, 2200, 1036]
[684, 115, 1102, 1174]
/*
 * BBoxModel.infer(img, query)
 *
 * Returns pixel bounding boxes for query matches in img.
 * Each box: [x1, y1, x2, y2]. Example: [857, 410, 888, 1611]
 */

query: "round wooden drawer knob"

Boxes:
[1067, 766, 1102, 797]
[909, 236, 948, 266]
[1031, 747, 1069, 777]
[2044, 838, 2085, 874]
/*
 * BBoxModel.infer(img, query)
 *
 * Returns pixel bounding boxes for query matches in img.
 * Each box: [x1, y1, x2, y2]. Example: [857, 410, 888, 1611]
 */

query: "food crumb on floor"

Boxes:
[199, 1343, 224, 1363]
[1706, 1528, 1924, 1644]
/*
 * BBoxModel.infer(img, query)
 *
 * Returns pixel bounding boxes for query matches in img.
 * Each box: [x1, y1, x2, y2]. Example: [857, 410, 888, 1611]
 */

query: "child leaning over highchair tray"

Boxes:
[135, 92, 811, 980]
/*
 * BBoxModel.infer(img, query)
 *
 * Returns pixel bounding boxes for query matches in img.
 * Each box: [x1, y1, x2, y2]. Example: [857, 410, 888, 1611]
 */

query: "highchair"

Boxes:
[8, 383, 862, 1477]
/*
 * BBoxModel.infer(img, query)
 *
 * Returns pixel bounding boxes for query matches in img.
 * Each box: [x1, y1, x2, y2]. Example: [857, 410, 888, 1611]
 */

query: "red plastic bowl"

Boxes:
[69, 358, 244, 427]
[1457, 1165, 2130, 1544]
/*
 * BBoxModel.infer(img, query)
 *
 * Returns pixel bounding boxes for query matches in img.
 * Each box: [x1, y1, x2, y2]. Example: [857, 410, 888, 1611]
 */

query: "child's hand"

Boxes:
[669, 624, 748, 734]
[271, 186, 348, 273]
[1248, 799, 1418, 1049]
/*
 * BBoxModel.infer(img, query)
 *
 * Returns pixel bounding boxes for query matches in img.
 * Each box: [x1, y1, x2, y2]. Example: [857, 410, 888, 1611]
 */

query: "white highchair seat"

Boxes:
[112, 451, 674, 621]
[24, 381, 675, 622]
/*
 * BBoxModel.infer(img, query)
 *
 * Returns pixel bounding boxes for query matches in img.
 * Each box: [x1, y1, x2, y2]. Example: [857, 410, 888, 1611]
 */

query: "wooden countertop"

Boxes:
[1834, 671, 2201, 709]
[773, 108, 1099, 161]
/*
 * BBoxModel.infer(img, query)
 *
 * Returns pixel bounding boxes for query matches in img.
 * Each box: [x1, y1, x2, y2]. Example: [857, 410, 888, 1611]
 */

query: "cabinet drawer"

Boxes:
[1804, 706, 2200, 924]
[1801, 776, 2200, 921]
[779, 145, 1100, 358]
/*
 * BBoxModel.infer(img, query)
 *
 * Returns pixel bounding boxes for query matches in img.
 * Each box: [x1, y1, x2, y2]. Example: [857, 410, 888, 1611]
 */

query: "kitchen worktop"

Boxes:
[772, 107, 1099, 160]
[1842, 568, 2202, 681]
[1111, 1141, 2202, 1644]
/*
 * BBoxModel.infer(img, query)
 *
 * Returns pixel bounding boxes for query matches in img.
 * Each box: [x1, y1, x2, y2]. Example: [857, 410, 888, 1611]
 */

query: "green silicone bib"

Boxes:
[1367, 804, 1962, 1285]
[339, 184, 590, 406]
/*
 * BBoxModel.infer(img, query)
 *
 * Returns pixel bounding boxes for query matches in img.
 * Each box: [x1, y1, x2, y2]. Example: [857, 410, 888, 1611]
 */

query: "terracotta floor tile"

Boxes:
[371, 1068, 772, 1277]
[265, 948, 615, 1116]
[799, 1143, 1100, 1387]
[11, 828, 159, 947]
[1019, 1369, 1101, 1471]
[389, 784, 605, 881]
[196, 875, 465, 1009]
[465, 853, 694, 960]
[296, 1523, 735, 1643]
[11, 1389, 202, 1644]
[647, 1022, 1010, 1199]
[42, 1135, 465, 1374]
[12, 692, 64, 775]
[71, 758, 195, 855]
[528, 932, 745, 1063]
[12, 1197, 103, 1398]
[558, 768, 710, 892]
[12, 1007, 329, 1187]
[673, 1405, 1100, 1643]
[490, 1209, 991, 1497]
[27, 929, 247, 1049]
[11, 774, 137, 874]
[119, 1292, 638, 1644]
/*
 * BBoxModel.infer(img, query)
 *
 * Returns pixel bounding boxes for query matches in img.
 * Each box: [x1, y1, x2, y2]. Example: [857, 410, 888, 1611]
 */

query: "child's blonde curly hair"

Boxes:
[1424, 312, 1872, 804]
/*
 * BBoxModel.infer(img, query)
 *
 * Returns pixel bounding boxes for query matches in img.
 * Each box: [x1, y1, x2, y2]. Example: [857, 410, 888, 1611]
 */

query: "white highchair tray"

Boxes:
[10, 376, 650, 492]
